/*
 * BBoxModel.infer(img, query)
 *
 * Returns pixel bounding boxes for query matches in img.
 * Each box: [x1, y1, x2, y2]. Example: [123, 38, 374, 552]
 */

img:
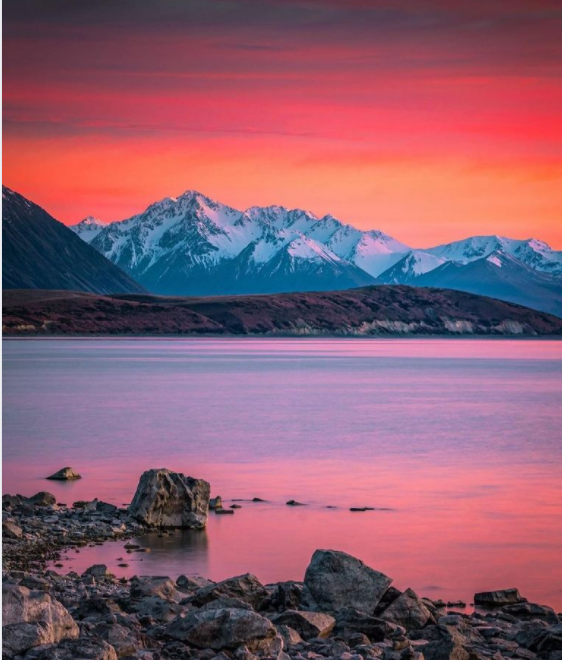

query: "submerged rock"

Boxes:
[475, 588, 525, 606]
[166, 607, 277, 650]
[128, 468, 210, 529]
[46, 467, 81, 481]
[304, 549, 392, 614]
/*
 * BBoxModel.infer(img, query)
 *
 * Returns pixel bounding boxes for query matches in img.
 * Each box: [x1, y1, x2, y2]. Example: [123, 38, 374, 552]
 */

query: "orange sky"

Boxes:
[3, 0, 562, 247]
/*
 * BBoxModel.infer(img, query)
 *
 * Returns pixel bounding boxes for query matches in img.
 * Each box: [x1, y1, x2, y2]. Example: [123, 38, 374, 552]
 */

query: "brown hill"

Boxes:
[3, 286, 561, 336]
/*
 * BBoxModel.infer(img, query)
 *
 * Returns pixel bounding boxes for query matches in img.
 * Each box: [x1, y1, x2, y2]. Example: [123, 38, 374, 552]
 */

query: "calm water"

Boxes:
[3, 339, 562, 609]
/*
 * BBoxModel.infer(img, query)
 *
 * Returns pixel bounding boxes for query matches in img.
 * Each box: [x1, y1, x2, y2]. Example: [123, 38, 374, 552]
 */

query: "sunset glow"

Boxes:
[3, 0, 562, 246]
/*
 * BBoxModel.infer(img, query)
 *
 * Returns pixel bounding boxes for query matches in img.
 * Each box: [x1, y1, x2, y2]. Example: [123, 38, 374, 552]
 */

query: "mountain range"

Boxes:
[70, 189, 562, 316]
[2, 186, 144, 295]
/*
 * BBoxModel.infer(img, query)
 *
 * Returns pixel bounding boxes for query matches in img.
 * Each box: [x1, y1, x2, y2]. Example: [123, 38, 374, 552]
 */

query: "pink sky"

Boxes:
[3, 0, 562, 247]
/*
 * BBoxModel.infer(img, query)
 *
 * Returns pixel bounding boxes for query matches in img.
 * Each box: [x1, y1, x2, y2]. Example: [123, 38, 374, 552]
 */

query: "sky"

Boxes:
[3, 0, 562, 248]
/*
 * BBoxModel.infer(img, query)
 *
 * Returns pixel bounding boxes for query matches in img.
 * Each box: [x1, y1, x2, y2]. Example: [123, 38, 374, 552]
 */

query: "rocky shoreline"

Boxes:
[3, 469, 561, 660]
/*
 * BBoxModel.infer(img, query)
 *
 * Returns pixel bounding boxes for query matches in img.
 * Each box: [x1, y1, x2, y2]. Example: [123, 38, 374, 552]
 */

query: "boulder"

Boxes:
[3, 520, 23, 539]
[419, 617, 485, 660]
[528, 623, 562, 657]
[502, 602, 558, 624]
[27, 492, 57, 508]
[270, 581, 304, 611]
[46, 467, 81, 481]
[176, 574, 214, 592]
[128, 468, 210, 529]
[276, 625, 304, 648]
[191, 573, 268, 609]
[475, 589, 525, 607]
[2, 584, 79, 658]
[166, 607, 277, 651]
[22, 638, 118, 660]
[130, 576, 180, 602]
[304, 549, 392, 613]
[82, 565, 109, 579]
[131, 596, 181, 623]
[271, 610, 335, 640]
[93, 622, 146, 658]
[380, 588, 434, 630]
[333, 608, 392, 641]
[210, 496, 223, 510]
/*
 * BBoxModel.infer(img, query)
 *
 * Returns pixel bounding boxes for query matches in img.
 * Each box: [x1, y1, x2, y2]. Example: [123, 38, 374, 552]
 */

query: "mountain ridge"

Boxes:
[71, 189, 562, 303]
[2, 186, 145, 295]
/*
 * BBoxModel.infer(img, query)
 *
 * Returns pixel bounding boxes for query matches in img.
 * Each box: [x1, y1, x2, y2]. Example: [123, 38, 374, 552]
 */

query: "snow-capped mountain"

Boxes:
[378, 250, 446, 285]
[414, 250, 562, 317]
[425, 235, 562, 277]
[71, 216, 107, 242]
[70, 189, 561, 314]
[71, 191, 407, 295]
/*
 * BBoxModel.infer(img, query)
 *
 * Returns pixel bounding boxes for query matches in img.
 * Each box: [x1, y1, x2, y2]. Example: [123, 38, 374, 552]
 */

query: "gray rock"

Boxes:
[528, 623, 562, 657]
[3, 520, 23, 539]
[334, 608, 392, 641]
[166, 607, 277, 651]
[270, 581, 304, 611]
[128, 468, 210, 529]
[502, 602, 558, 624]
[191, 573, 268, 609]
[475, 589, 525, 607]
[23, 638, 118, 660]
[130, 576, 180, 601]
[46, 468, 81, 481]
[199, 597, 254, 611]
[93, 622, 145, 658]
[177, 574, 215, 592]
[27, 492, 57, 508]
[304, 550, 392, 614]
[276, 625, 304, 648]
[82, 564, 109, 578]
[380, 588, 434, 630]
[271, 610, 335, 640]
[2, 584, 79, 658]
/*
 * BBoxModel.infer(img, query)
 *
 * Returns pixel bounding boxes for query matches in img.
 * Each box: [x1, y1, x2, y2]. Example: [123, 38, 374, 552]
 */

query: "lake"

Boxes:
[3, 338, 562, 609]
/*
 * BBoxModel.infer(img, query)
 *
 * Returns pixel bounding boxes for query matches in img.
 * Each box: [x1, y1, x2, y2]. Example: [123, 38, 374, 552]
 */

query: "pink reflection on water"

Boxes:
[23, 454, 562, 611]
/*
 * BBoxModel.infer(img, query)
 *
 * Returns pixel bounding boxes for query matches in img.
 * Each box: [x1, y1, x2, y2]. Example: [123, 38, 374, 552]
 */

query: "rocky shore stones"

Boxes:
[191, 573, 268, 610]
[166, 607, 277, 650]
[46, 467, 81, 481]
[128, 468, 210, 529]
[22, 638, 118, 660]
[3, 520, 23, 539]
[130, 575, 180, 601]
[2, 584, 79, 658]
[475, 588, 525, 606]
[271, 610, 336, 639]
[304, 549, 392, 614]
[380, 588, 434, 630]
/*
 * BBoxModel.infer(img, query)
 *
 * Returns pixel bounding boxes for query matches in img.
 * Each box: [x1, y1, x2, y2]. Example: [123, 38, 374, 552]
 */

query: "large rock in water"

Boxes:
[128, 468, 210, 528]
[2, 584, 79, 658]
[166, 607, 277, 651]
[304, 550, 392, 614]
